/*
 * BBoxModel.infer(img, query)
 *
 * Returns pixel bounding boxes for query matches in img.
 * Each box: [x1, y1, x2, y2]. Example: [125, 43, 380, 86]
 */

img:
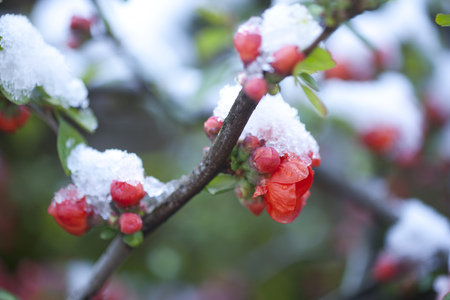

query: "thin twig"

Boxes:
[68, 21, 377, 300]
[28, 103, 58, 134]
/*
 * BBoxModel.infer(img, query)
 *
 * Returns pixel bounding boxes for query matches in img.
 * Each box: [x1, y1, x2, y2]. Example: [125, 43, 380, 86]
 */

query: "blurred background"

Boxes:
[0, 0, 450, 299]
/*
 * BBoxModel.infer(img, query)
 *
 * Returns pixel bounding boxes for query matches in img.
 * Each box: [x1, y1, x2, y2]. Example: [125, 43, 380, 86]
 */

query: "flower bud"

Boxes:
[270, 45, 305, 75]
[372, 252, 401, 282]
[48, 184, 91, 236]
[252, 147, 280, 173]
[235, 179, 251, 200]
[119, 212, 143, 235]
[242, 135, 260, 153]
[0, 105, 30, 133]
[204, 116, 223, 141]
[233, 22, 261, 65]
[110, 180, 146, 208]
[361, 127, 398, 154]
[243, 78, 268, 102]
[243, 196, 266, 216]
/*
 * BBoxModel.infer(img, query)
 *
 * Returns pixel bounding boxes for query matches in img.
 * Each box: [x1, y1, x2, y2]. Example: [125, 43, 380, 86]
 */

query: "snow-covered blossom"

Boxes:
[213, 84, 320, 163]
[260, 4, 321, 53]
[386, 199, 450, 264]
[0, 14, 89, 108]
[67, 144, 146, 218]
[320, 72, 423, 161]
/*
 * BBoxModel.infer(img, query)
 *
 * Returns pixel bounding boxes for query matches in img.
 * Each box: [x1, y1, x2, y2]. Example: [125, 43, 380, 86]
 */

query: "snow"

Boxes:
[320, 72, 423, 160]
[52, 183, 83, 205]
[260, 3, 321, 53]
[67, 144, 146, 218]
[95, 0, 203, 103]
[0, 14, 89, 108]
[386, 199, 450, 263]
[213, 84, 320, 163]
[426, 53, 450, 120]
[143, 176, 181, 212]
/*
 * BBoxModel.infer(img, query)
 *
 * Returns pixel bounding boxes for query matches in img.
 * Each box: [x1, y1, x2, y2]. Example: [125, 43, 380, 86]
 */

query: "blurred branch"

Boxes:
[28, 103, 58, 134]
[68, 3, 386, 297]
[314, 168, 400, 224]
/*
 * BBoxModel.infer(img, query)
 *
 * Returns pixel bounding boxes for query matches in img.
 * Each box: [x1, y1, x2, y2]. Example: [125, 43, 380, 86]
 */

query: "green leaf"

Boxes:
[436, 13, 450, 27]
[195, 27, 232, 61]
[294, 48, 336, 74]
[443, 293, 450, 300]
[299, 72, 319, 91]
[205, 173, 237, 195]
[100, 227, 117, 240]
[62, 107, 98, 133]
[57, 116, 87, 176]
[301, 84, 327, 117]
[0, 86, 29, 105]
[0, 290, 20, 300]
[122, 231, 143, 247]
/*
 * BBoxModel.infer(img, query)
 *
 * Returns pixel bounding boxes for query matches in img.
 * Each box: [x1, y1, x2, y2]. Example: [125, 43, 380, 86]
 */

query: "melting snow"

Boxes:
[0, 14, 89, 108]
[213, 84, 319, 162]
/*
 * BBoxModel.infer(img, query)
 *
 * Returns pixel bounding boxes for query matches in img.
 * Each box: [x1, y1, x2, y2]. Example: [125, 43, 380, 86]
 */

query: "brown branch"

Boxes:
[67, 22, 369, 300]
[28, 103, 58, 134]
[314, 168, 399, 224]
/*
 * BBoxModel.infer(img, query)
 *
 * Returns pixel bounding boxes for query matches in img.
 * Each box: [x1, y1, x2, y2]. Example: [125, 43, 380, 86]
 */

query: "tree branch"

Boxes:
[68, 20, 371, 300]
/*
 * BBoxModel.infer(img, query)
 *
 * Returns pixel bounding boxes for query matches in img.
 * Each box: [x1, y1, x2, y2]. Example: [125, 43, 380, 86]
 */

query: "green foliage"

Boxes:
[204, 173, 237, 195]
[0, 85, 29, 105]
[0, 290, 19, 300]
[123, 231, 143, 247]
[100, 227, 117, 240]
[62, 107, 97, 134]
[56, 116, 87, 175]
[195, 27, 232, 61]
[301, 84, 327, 117]
[298, 73, 319, 91]
[294, 48, 336, 74]
[443, 293, 450, 300]
[436, 13, 450, 27]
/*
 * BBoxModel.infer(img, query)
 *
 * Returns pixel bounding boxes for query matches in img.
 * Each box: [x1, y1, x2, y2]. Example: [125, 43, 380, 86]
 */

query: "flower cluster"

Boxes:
[48, 145, 148, 237]
[233, 4, 321, 101]
[0, 99, 30, 133]
[206, 85, 320, 223]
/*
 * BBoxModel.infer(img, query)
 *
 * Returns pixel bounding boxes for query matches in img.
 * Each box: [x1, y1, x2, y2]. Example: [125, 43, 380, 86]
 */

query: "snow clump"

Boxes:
[0, 14, 89, 108]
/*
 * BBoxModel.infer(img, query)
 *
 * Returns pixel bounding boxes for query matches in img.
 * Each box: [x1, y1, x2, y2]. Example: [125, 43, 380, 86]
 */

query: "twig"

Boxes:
[28, 103, 58, 134]
[68, 20, 376, 300]
[314, 168, 399, 224]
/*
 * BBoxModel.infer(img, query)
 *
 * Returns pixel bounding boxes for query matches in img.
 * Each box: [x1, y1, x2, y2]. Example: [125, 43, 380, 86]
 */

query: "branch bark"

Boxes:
[68, 21, 367, 300]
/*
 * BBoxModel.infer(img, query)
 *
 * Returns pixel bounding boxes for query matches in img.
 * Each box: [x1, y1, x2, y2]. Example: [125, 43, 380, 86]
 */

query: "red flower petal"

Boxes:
[270, 160, 309, 184]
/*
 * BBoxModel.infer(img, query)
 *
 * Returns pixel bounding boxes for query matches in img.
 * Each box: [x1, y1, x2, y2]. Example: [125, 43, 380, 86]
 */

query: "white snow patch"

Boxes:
[386, 199, 450, 263]
[0, 14, 89, 108]
[320, 72, 423, 160]
[213, 84, 319, 162]
[260, 3, 322, 53]
[67, 144, 145, 218]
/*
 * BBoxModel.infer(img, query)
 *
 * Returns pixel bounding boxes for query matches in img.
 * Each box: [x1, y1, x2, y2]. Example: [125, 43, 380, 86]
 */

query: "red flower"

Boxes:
[243, 77, 268, 102]
[251, 146, 280, 173]
[255, 156, 314, 223]
[233, 29, 261, 65]
[361, 126, 398, 154]
[204, 116, 223, 141]
[119, 212, 143, 235]
[110, 180, 146, 208]
[0, 105, 30, 133]
[270, 45, 305, 75]
[48, 185, 91, 236]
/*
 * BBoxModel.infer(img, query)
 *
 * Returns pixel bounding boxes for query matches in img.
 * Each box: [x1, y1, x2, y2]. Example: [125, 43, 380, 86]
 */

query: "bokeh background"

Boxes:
[1, 0, 450, 299]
